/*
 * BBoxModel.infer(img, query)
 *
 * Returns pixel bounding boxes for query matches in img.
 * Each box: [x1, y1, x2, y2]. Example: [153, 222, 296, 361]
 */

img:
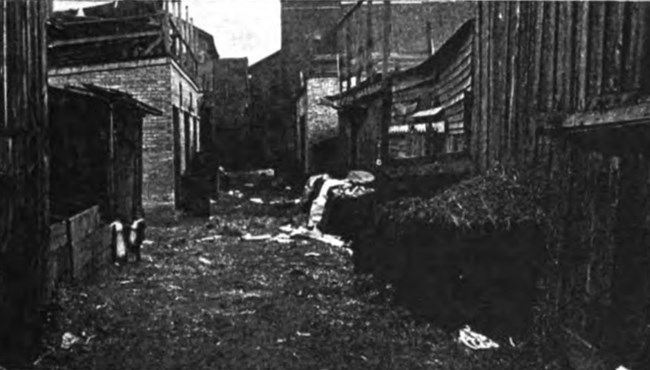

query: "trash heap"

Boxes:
[381, 168, 545, 234]
[356, 168, 546, 338]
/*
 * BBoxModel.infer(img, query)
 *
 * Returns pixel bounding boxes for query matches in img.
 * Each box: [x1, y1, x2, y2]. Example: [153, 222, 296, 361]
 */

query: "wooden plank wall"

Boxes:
[473, 1, 650, 170]
[0, 0, 50, 357]
[474, 2, 650, 364]
[391, 24, 473, 155]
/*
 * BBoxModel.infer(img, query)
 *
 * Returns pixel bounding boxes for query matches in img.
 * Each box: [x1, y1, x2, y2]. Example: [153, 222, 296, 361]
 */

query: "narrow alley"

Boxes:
[34, 183, 536, 370]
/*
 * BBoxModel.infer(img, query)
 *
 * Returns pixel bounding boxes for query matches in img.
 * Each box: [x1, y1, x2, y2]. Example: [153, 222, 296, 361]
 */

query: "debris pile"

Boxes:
[380, 167, 545, 234]
[352, 167, 546, 340]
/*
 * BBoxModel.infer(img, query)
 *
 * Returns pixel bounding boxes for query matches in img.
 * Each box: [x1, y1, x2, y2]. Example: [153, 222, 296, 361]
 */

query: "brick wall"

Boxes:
[50, 57, 202, 207]
[305, 77, 339, 173]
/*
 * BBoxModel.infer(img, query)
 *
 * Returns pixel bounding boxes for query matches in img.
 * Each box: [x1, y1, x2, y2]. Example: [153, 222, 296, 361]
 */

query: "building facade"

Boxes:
[48, 0, 208, 208]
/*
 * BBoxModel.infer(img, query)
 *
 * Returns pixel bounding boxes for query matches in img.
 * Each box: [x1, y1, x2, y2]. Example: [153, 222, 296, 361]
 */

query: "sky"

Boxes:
[53, 0, 282, 64]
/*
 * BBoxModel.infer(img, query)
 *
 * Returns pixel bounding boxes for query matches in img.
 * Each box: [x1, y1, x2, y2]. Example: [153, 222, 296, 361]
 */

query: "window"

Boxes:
[388, 103, 446, 161]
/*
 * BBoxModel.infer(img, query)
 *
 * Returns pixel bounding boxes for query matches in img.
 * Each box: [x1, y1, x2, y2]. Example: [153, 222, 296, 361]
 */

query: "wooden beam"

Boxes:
[562, 102, 650, 129]
[49, 30, 160, 48]
[142, 36, 163, 56]
[587, 2, 606, 104]
[576, 1, 589, 111]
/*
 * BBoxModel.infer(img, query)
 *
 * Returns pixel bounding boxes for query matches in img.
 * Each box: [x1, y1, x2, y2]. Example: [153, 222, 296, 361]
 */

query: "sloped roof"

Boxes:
[50, 83, 162, 116]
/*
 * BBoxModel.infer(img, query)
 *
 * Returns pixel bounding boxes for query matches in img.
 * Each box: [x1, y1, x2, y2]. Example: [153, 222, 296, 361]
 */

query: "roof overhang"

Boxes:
[50, 83, 163, 116]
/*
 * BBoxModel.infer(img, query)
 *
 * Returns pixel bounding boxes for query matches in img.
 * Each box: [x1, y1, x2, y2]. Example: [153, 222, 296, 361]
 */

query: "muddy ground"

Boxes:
[29, 186, 545, 370]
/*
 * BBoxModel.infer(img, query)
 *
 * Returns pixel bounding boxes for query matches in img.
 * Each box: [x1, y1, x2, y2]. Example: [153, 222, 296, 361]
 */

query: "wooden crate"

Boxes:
[69, 206, 101, 280]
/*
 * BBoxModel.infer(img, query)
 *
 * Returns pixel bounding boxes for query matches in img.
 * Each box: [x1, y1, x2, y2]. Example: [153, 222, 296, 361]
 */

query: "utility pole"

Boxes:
[379, 0, 391, 166]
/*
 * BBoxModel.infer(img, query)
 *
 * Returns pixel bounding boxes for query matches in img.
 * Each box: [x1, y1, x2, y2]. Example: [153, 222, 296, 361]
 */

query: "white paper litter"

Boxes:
[279, 224, 294, 233]
[272, 233, 293, 244]
[198, 235, 222, 242]
[61, 332, 82, 350]
[241, 233, 272, 241]
[458, 325, 499, 350]
[250, 198, 264, 204]
[199, 257, 213, 266]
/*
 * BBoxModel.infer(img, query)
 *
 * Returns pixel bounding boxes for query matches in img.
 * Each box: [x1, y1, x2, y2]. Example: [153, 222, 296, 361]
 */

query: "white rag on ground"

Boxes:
[308, 178, 350, 228]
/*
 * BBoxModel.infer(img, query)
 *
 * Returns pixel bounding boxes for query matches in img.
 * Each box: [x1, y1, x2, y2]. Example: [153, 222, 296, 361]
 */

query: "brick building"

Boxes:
[249, 0, 342, 171]
[201, 58, 252, 169]
[295, 56, 340, 174]
[249, 51, 288, 168]
[48, 0, 212, 208]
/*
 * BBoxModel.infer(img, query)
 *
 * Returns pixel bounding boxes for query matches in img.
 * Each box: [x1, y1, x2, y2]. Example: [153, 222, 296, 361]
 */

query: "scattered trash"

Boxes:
[61, 332, 83, 350]
[285, 186, 292, 191]
[458, 325, 499, 350]
[142, 239, 154, 246]
[198, 235, 222, 242]
[227, 190, 244, 198]
[296, 331, 311, 337]
[346, 170, 375, 184]
[241, 233, 272, 241]
[166, 284, 182, 291]
[95, 303, 108, 310]
[119, 280, 133, 285]
[305, 252, 321, 257]
[199, 257, 213, 266]
[312, 233, 346, 248]
[279, 224, 293, 233]
[250, 198, 264, 204]
[271, 233, 292, 244]
[32, 346, 56, 366]
[210, 198, 218, 204]
[257, 169, 275, 177]
[277, 338, 286, 343]
[270, 198, 301, 206]
[508, 337, 516, 347]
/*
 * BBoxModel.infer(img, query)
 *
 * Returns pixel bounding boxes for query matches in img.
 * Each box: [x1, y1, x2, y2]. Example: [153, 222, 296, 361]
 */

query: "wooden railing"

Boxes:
[49, 11, 199, 81]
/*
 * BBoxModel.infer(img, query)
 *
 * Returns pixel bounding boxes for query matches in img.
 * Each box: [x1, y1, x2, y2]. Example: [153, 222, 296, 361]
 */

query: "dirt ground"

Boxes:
[30, 185, 542, 370]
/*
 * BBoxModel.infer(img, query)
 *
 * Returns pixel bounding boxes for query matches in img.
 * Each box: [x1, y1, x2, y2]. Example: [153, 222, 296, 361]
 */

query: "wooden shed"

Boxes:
[330, 20, 475, 198]
[471, 2, 650, 367]
[48, 83, 161, 282]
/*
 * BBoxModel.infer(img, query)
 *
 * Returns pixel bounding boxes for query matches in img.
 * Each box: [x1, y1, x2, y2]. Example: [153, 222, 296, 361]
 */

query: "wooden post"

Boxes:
[382, 0, 390, 79]
[576, 1, 589, 111]
[380, 0, 391, 165]
[108, 104, 115, 221]
[366, 0, 373, 75]
[426, 21, 433, 55]
[162, 12, 170, 55]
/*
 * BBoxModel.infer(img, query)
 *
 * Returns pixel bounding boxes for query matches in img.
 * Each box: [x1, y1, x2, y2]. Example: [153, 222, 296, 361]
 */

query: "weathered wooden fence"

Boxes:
[472, 2, 650, 366]
[0, 0, 50, 361]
